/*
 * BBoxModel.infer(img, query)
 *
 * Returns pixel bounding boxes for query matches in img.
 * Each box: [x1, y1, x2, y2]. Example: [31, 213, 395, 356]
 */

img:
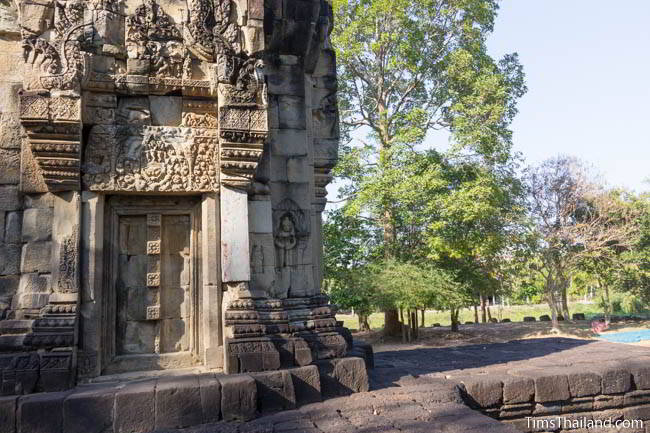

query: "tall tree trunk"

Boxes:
[378, 103, 404, 338]
[384, 310, 402, 337]
[358, 313, 370, 332]
[487, 304, 493, 321]
[480, 293, 487, 323]
[546, 275, 560, 330]
[561, 287, 570, 320]
[420, 309, 425, 328]
[601, 279, 611, 322]
[450, 308, 460, 332]
[474, 305, 479, 323]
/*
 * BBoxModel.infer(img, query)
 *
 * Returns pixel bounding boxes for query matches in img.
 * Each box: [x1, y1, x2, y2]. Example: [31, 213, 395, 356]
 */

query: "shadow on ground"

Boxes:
[370, 337, 598, 389]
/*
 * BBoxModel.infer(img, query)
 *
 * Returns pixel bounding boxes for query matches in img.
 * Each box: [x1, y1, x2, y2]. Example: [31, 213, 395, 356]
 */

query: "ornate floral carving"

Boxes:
[57, 232, 79, 293]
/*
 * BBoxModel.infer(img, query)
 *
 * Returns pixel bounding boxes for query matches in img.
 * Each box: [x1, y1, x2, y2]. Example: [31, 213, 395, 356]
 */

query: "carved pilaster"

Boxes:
[217, 76, 268, 189]
[20, 94, 82, 191]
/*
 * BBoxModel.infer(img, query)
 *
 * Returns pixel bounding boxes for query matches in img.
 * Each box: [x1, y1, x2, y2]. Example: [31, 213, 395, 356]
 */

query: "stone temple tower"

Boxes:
[0, 0, 367, 397]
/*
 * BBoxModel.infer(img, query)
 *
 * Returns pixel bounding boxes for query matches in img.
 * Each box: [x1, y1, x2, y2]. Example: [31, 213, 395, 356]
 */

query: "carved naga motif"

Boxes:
[184, 0, 240, 63]
[21, 0, 91, 92]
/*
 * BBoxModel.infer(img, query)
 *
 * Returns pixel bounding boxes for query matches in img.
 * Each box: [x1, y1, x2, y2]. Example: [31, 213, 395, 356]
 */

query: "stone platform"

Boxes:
[5, 338, 650, 432]
[156, 338, 650, 433]
[0, 348, 371, 433]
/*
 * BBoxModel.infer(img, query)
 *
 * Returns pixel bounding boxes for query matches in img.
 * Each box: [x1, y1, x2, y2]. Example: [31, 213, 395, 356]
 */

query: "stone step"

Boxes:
[1, 356, 370, 433]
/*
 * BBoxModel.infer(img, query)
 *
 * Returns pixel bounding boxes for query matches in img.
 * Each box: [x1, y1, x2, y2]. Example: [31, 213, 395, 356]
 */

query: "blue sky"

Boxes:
[486, 0, 650, 192]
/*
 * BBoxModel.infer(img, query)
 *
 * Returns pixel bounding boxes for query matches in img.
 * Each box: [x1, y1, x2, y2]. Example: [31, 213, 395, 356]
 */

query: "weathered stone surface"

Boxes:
[317, 357, 369, 398]
[503, 376, 534, 404]
[624, 390, 650, 407]
[600, 366, 632, 394]
[115, 380, 155, 433]
[20, 242, 51, 273]
[24, 194, 53, 209]
[629, 363, 650, 390]
[1, 0, 352, 403]
[199, 373, 221, 424]
[499, 402, 533, 419]
[4, 211, 21, 244]
[0, 186, 21, 211]
[0, 396, 16, 433]
[155, 376, 203, 429]
[277, 96, 306, 129]
[149, 96, 182, 127]
[248, 200, 273, 233]
[460, 376, 503, 408]
[594, 394, 624, 410]
[269, 129, 308, 156]
[0, 275, 18, 308]
[63, 386, 115, 433]
[19, 145, 48, 194]
[17, 391, 67, 433]
[220, 374, 257, 422]
[623, 404, 650, 421]
[0, 149, 19, 185]
[567, 370, 601, 397]
[290, 365, 321, 405]
[0, 1, 19, 36]
[267, 64, 305, 96]
[18, 273, 50, 294]
[0, 245, 20, 275]
[561, 396, 593, 413]
[519, 370, 570, 403]
[21, 208, 52, 242]
[252, 370, 296, 413]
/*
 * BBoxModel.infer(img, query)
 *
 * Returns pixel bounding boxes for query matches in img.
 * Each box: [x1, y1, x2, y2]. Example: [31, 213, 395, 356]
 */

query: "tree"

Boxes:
[580, 191, 648, 319]
[370, 260, 463, 338]
[425, 155, 527, 323]
[332, 0, 526, 335]
[525, 157, 642, 327]
[323, 208, 381, 331]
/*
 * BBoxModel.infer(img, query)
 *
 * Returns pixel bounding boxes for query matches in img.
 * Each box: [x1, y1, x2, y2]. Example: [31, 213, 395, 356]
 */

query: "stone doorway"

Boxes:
[103, 196, 202, 375]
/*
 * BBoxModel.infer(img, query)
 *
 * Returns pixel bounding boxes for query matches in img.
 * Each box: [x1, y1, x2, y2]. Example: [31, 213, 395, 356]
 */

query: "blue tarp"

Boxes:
[598, 329, 650, 343]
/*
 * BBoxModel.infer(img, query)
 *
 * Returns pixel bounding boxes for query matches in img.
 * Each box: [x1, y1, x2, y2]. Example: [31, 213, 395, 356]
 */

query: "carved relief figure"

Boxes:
[275, 215, 297, 268]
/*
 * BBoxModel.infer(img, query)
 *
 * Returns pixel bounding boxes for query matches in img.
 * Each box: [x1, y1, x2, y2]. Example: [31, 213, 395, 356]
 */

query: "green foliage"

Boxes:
[327, 0, 527, 326]
[323, 208, 381, 316]
[621, 294, 644, 314]
[369, 260, 468, 311]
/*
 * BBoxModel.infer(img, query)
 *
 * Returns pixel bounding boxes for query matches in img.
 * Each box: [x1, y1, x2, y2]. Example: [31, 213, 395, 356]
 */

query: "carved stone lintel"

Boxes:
[83, 125, 219, 192]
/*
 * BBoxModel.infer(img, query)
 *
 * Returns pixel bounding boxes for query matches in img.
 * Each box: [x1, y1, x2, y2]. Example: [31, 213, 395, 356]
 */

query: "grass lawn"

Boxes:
[336, 302, 644, 331]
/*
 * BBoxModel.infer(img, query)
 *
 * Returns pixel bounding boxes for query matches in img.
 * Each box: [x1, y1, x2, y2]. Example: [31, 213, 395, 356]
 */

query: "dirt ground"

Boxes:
[351, 319, 650, 353]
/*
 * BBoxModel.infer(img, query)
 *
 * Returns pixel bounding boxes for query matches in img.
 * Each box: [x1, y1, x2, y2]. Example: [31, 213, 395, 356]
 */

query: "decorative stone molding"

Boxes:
[20, 93, 82, 190]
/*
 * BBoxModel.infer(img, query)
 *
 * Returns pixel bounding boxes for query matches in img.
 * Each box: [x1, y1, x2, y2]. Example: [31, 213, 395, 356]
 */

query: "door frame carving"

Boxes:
[101, 195, 203, 375]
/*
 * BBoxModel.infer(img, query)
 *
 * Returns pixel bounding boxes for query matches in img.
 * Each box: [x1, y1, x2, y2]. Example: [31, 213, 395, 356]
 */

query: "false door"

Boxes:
[104, 197, 201, 374]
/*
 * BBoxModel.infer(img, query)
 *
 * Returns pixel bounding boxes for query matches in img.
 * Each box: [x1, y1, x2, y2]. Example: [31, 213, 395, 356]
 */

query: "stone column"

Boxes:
[201, 193, 223, 368]
[220, 185, 252, 294]
[78, 192, 104, 379]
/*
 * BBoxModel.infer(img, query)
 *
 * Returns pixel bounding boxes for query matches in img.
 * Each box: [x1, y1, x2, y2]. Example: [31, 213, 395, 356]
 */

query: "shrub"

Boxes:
[621, 294, 644, 314]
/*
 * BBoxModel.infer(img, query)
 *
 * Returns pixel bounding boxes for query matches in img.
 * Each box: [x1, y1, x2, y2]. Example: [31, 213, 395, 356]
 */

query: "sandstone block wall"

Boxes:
[460, 362, 650, 432]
